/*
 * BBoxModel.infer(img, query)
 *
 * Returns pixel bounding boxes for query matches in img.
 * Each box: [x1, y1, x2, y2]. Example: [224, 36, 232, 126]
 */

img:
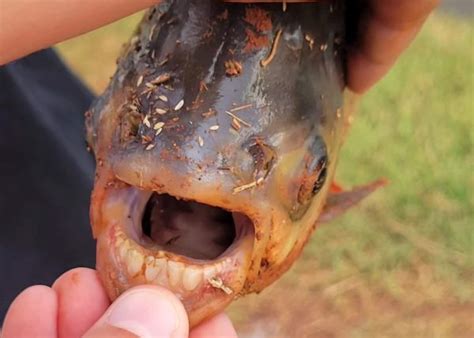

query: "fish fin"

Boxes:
[318, 179, 388, 223]
[330, 181, 344, 193]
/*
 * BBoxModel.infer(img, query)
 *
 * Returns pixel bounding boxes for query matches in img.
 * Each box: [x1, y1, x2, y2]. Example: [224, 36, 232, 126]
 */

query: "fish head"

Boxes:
[85, 0, 376, 326]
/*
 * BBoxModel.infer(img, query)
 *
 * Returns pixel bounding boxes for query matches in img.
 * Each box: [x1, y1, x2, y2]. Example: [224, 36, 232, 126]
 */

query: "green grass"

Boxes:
[57, 12, 473, 338]
[317, 13, 473, 294]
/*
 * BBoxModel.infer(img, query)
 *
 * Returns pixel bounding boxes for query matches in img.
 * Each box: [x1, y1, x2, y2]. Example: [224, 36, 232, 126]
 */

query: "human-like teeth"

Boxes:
[203, 265, 217, 281]
[183, 267, 202, 291]
[145, 256, 160, 282]
[114, 230, 242, 293]
[118, 240, 130, 261]
[145, 256, 155, 265]
[168, 261, 184, 287]
[145, 265, 160, 282]
[127, 250, 144, 276]
[115, 236, 125, 247]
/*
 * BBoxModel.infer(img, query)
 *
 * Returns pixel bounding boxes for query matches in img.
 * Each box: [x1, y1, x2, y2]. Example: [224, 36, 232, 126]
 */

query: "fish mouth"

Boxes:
[141, 193, 246, 261]
[95, 182, 255, 315]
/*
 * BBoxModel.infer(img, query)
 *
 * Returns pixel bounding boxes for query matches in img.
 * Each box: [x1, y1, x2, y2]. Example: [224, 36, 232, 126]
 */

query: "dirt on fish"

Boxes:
[244, 7, 273, 32]
[244, 28, 270, 53]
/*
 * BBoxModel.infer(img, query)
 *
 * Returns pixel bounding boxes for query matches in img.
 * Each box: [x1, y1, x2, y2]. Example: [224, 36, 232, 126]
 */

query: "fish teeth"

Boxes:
[144, 256, 155, 265]
[155, 257, 167, 268]
[114, 236, 233, 293]
[203, 265, 217, 281]
[214, 262, 224, 274]
[145, 261, 161, 282]
[115, 236, 124, 247]
[118, 240, 130, 261]
[127, 250, 144, 276]
[167, 261, 184, 287]
[182, 267, 202, 291]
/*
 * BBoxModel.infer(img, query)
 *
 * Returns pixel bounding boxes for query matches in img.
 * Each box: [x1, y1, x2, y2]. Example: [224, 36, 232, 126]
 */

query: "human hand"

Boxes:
[1, 268, 237, 338]
[226, 0, 439, 93]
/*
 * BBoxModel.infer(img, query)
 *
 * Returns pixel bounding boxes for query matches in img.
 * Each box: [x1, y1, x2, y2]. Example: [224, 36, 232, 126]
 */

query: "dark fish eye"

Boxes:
[291, 137, 329, 221]
[312, 156, 328, 195]
[297, 153, 328, 205]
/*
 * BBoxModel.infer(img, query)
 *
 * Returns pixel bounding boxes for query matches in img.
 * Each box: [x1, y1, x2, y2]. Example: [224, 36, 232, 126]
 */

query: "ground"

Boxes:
[57, 10, 473, 338]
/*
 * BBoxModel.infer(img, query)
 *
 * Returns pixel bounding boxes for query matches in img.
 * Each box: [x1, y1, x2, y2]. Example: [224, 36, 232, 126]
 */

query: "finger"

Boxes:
[83, 285, 189, 338]
[52, 268, 110, 338]
[190, 313, 238, 338]
[2, 286, 58, 338]
[348, 0, 439, 93]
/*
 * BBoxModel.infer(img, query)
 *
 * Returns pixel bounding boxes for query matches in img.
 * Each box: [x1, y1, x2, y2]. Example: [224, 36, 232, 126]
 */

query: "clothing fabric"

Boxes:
[0, 49, 96, 320]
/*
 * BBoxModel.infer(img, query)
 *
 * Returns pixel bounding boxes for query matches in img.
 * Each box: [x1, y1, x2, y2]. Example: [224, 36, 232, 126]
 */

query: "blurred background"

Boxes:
[56, 2, 473, 337]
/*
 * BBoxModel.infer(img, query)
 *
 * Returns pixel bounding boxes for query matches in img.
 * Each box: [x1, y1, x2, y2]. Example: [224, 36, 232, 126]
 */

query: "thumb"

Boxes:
[83, 285, 189, 338]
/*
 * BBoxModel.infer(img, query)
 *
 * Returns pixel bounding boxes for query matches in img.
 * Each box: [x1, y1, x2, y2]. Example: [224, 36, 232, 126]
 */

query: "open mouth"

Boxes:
[141, 193, 238, 260]
[98, 184, 255, 298]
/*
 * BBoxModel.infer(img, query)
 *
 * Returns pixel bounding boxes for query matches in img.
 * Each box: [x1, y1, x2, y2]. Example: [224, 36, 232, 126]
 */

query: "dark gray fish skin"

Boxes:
[88, 0, 345, 177]
[87, 0, 350, 327]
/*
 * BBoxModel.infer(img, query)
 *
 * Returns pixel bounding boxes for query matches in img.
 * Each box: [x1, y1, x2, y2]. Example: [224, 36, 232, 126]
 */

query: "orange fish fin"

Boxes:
[318, 179, 388, 223]
[330, 181, 344, 193]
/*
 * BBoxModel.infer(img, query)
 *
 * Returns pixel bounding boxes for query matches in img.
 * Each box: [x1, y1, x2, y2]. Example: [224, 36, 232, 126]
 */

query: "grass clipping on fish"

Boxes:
[208, 277, 233, 295]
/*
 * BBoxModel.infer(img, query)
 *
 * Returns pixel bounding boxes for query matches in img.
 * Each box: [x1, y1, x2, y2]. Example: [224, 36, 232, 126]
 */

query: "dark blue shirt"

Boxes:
[0, 49, 96, 320]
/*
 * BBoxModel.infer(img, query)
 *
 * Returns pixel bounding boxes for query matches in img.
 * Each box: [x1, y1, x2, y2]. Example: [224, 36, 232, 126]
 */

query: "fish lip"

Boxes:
[95, 181, 256, 311]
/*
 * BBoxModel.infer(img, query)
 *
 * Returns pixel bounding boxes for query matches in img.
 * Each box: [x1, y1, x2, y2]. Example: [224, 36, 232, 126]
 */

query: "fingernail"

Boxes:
[106, 289, 180, 338]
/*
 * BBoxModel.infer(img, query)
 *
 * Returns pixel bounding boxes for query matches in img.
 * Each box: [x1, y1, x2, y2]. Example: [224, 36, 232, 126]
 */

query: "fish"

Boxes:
[85, 0, 385, 327]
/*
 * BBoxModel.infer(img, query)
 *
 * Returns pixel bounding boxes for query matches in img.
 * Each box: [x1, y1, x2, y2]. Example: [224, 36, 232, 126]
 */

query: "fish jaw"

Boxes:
[93, 185, 256, 326]
[89, 133, 336, 326]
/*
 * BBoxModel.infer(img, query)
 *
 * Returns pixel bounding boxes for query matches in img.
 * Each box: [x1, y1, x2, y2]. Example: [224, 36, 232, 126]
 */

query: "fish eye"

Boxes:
[312, 156, 328, 195]
[297, 154, 328, 205]
[290, 142, 329, 221]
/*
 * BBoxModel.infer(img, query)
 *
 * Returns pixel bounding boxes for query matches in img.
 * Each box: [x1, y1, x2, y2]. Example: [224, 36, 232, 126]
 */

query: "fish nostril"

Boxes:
[247, 137, 277, 181]
[119, 107, 142, 145]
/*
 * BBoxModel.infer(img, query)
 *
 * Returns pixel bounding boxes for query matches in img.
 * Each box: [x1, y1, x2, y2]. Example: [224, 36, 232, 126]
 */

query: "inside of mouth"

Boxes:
[141, 193, 239, 260]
